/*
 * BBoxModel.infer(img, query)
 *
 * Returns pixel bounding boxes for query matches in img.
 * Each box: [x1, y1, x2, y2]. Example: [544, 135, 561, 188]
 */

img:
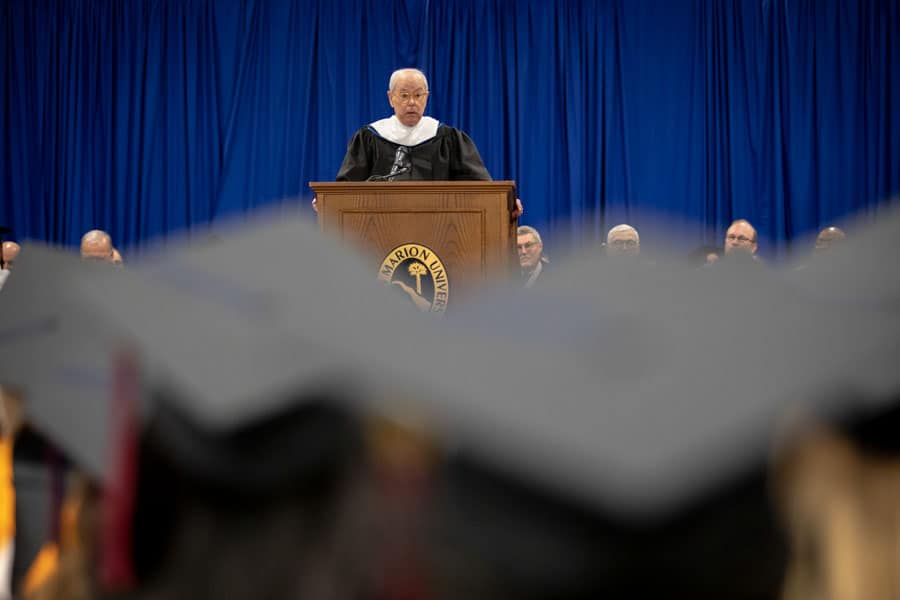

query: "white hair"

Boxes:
[517, 225, 543, 246]
[389, 68, 429, 92]
[606, 224, 639, 244]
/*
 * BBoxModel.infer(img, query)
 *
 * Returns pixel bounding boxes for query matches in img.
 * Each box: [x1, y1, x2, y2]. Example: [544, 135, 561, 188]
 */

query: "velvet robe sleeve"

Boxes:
[335, 129, 375, 181]
[448, 128, 492, 181]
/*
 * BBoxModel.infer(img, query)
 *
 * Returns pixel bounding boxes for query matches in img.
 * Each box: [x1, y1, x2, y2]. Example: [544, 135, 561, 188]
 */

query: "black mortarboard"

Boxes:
[81, 214, 453, 594]
[0, 245, 118, 481]
[0, 216, 413, 593]
[382, 210, 900, 598]
[0, 243, 112, 590]
[6, 205, 900, 599]
[71, 212, 416, 435]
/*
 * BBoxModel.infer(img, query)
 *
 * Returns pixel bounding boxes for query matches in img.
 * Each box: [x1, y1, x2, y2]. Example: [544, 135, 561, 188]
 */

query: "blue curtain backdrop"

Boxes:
[2, 0, 898, 258]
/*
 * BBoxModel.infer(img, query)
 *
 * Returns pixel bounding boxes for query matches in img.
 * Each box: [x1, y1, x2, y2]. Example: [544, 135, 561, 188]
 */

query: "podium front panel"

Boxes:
[311, 181, 517, 309]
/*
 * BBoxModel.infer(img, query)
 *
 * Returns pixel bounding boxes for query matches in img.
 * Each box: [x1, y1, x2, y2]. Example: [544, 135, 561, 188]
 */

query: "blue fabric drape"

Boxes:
[2, 0, 898, 257]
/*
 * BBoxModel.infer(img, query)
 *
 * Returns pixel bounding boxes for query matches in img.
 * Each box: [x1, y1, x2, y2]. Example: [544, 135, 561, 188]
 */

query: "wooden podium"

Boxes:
[310, 181, 518, 312]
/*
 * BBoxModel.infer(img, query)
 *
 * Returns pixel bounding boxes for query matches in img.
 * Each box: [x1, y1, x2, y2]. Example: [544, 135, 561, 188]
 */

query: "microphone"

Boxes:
[367, 146, 411, 181]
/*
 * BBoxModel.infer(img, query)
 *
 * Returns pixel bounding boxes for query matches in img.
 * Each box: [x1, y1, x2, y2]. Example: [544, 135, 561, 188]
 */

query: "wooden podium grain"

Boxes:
[310, 181, 518, 308]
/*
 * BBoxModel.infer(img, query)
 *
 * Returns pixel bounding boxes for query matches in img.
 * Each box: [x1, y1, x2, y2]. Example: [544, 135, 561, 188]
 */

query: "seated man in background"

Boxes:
[723, 219, 759, 257]
[0, 243, 20, 271]
[0, 242, 21, 292]
[605, 224, 640, 258]
[793, 226, 848, 271]
[517, 226, 548, 288]
[814, 226, 846, 254]
[79, 231, 114, 263]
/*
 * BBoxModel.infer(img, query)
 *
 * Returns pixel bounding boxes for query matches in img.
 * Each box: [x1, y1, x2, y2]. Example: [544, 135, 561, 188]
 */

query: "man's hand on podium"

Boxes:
[512, 198, 523, 220]
[311, 196, 318, 213]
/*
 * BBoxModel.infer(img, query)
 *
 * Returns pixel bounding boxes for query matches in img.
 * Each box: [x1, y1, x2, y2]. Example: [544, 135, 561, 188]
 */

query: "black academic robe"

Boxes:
[336, 125, 492, 181]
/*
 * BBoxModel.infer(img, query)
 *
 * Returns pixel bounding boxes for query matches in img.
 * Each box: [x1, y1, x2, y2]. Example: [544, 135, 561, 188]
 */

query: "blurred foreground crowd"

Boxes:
[0, 210, 899, 600]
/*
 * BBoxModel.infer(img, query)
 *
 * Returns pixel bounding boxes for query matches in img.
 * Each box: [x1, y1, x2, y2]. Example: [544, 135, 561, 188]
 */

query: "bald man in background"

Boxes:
[0, 242, 21, 292]
[0, 243, 20, 271]
[79, 231, 114, 263]
[814, 226, 846, 254]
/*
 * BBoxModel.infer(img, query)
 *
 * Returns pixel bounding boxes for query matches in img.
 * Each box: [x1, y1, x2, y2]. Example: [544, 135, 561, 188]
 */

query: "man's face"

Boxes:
[388, 73, 429, 127]
[81, 240, 113, 262]
[724, 222, 757, 255]
[1, 242, 20, 270]
[517, 234, 542, 270]
[607, 230, 640, 257]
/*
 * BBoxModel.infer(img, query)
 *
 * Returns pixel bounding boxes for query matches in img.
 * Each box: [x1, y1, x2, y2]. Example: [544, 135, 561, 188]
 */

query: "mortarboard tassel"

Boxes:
[100, 348, 140, 590]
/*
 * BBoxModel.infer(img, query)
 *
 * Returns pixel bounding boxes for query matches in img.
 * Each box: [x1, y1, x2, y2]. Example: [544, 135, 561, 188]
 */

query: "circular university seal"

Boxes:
[378, 243, 450, 314]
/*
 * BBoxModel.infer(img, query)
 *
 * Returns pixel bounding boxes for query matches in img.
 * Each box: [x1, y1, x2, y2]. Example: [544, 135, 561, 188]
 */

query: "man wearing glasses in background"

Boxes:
[518, 226, 548, 288]
[723, 219, 759, 257]
[606, 224, 641, 258]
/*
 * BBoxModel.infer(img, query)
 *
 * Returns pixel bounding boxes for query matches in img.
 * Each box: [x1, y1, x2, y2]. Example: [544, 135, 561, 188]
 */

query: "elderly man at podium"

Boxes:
[316, 68, 522, 217]
[337, 68, 491, 182]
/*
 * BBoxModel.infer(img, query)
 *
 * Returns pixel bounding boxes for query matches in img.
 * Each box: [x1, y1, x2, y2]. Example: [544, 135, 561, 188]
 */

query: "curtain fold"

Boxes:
[2, 0, 898, 257]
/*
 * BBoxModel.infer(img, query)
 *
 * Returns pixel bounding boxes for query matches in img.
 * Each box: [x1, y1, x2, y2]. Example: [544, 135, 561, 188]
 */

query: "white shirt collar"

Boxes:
[369, 115, 440, 146]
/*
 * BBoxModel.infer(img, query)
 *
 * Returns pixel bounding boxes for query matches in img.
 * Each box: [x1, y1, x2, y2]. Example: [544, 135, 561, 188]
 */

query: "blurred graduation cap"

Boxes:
[0, 207, 444, 490]
[380, 214, 900, 598]
[72, 213, 460, 592]
[0, 243, 122, 590]
[6, 205, 899, 598]
[0, 244, 120, 481]
[0, 213, 422, 489]
[787, 205, 900, 310]
[73, 212, 416, 435]
[68, 207, 898, 598]
[0, 215, 422, 591]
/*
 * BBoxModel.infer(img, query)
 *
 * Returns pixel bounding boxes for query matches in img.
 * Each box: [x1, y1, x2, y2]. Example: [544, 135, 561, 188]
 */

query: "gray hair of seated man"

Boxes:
[606, 224, 639, 244]
[517, 225, 543, 246]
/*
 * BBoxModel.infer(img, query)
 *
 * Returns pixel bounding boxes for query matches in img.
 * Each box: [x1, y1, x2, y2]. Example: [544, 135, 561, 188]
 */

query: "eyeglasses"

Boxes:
[726, 234, 755, 244]
[517, 241, 540, 251]
[610, 239, 639, 249]
[393, 90, 429, 104]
